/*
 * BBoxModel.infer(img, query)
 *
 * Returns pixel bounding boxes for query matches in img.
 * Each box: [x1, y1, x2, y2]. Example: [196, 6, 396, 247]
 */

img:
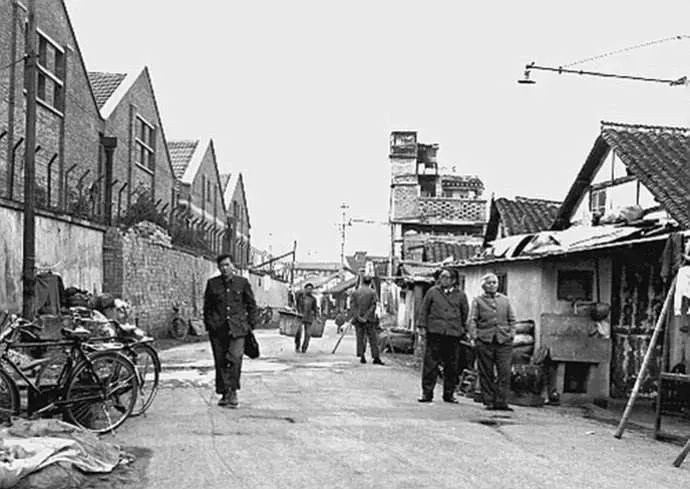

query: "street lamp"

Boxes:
[518, 61, 689, 86]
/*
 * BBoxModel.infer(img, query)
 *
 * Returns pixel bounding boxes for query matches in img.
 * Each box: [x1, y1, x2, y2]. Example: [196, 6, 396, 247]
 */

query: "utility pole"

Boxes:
[339, 203, 349, 279]
[22, 0, 38, 319]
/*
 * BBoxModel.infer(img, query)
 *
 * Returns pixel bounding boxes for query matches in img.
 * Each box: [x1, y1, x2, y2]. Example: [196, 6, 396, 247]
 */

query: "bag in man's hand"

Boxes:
[244, 330, 260, 359]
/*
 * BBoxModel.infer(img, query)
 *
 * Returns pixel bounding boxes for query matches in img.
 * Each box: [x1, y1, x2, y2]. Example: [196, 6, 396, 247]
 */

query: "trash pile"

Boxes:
[0, 418, 130, 489]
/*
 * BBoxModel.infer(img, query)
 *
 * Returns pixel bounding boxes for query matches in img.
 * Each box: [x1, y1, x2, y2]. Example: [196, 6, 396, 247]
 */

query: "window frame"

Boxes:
[557, 269, 594, 302]
[134, 115, 155, 173]
[34, 28, 66, 114]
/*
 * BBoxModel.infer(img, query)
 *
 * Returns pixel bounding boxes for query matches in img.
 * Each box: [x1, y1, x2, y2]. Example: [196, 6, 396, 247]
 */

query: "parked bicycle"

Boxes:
[67, 306, 161, 417]
[0, 315, 139, 434]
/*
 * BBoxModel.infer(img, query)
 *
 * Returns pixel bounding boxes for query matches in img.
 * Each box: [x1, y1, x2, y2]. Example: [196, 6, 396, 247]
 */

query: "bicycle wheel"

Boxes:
[63, 351, 138, 433]
[129, 343, 160, 416]
[0, 368, 19, 423]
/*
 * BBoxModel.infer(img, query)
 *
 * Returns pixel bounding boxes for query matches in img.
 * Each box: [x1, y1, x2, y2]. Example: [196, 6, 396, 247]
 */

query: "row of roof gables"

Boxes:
[88, 70, 245, 214]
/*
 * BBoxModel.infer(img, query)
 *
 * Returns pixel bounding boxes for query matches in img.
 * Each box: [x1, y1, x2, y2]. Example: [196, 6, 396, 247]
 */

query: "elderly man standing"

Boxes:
[417, 268, 469, 403]
[468, 273, 516, 411]
[203, 254, 258, 408]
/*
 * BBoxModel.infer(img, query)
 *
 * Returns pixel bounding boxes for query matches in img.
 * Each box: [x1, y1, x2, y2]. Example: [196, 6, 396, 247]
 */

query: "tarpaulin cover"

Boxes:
[0, 418, 122, 488]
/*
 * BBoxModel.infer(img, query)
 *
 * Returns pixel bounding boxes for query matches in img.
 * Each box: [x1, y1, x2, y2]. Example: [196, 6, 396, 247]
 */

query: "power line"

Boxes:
[562, 35, 690, 68]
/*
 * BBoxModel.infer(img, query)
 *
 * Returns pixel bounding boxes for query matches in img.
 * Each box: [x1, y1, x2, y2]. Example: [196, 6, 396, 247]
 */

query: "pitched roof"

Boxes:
[167, 140, 200, 180]
[423, 241, 483, 263]
[220, 173, 232, 191]
[293, 262, 343, 272]
[88, 72, 126, 109]
[485, 196, 561, 243]
[345, 252, 388, 274]
[553, 122, 690, 230]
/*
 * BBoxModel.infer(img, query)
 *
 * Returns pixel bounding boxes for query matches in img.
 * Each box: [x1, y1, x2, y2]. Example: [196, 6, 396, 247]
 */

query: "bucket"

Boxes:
[278, 310, 302, 337]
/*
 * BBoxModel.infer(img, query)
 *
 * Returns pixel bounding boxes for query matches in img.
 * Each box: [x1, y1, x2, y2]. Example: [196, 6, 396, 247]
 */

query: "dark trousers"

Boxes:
[476, 338, 512, 407]
[355, 321, 380, 359]
[209, 332, 245, 394]
[422, 333, 462, 399]
[295, 321, 312, 352]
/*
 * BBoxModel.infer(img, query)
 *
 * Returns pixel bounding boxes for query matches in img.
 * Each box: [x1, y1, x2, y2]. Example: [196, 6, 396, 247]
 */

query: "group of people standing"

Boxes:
[417, 269, 516, 411]
[202, 253, 515, 412]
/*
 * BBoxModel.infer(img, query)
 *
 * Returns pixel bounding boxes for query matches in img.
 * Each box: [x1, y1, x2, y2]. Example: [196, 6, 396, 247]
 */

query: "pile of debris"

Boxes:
[0, 418, 131, 489]
[128, 221, 172, 248]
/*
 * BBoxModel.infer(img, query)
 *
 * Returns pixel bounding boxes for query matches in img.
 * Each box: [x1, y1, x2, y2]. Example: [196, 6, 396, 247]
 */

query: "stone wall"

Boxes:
[103, 223, 216, 337]
[0, 199, 104, 313]
[248, 271, 288, 308]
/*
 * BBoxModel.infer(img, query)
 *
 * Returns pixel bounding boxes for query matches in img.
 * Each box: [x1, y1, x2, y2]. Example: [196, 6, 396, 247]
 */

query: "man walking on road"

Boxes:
[468, 272, 516, 411]
[203, 254, 258, 408]
[416, 268, 469, 403]
[350, 275, 384, 365]
[295, 283, 318, 353]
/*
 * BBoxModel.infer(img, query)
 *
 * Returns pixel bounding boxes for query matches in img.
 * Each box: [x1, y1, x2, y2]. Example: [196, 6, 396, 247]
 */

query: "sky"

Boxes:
[64, 0, 690, 262]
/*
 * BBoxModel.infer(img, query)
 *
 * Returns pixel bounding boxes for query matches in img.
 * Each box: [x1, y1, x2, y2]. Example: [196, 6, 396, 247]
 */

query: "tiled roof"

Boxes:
[423, 241, 483, 263]
[167, 140, 199, 179]
[346, 252, 388, 275]
[494, 196, 561, 236]
[293, 262, 342, 272]
[88, 72, 126, 109]
[553, 122, 690, 230]
[600, 122, 690, 228]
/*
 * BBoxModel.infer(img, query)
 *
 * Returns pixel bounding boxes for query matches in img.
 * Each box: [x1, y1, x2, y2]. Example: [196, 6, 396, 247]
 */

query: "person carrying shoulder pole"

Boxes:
[295, 282, 318, 353]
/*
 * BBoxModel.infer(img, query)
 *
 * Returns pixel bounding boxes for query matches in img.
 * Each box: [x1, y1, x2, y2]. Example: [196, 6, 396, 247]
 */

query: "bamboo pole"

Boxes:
[673, 438, 690, 468]
[614, 276, 677, 439]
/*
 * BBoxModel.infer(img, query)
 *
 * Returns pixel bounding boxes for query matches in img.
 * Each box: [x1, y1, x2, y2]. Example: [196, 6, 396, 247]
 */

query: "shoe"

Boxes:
[418, 396, 433, 403]
[301, 348, 308, 354]
[360, 356, 367, 364]
[227, 390, 239, 408]
[218, 393, 229, 407]
[372, 358, 385, 365]
[295, 347, 300, 353]
[493, 404, 513, 412]
[443, 396, 459, 404]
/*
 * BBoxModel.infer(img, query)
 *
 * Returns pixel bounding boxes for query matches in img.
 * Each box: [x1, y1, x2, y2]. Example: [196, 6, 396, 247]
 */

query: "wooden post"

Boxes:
[614, 276, 677, 439]
[22, 0, 38, 319]
[673, 438, 690, 468]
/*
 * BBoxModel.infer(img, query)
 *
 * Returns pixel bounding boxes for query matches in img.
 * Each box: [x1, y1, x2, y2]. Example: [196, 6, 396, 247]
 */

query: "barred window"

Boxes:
[134, 116, 155, 172]
[27, 30, 66, 113]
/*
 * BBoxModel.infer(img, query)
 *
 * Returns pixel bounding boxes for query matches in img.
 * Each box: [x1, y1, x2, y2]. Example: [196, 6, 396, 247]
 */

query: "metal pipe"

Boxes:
[46, 153, 57, 207]
[9, 137, 24, 200]
[117, 182, 128, 222]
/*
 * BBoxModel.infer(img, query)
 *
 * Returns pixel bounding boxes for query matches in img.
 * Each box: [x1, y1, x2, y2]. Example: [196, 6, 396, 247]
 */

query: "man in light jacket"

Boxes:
[468, 272, 516, 411]
[417, 268, 469, 403]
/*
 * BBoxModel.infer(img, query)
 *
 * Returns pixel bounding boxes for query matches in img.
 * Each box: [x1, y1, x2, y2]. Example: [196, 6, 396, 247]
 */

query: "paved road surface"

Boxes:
[109, 323, 690, 489]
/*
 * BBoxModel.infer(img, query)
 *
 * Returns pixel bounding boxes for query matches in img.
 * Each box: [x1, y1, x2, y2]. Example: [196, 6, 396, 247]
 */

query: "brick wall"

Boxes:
[0, 1, 103, 210]
[392, 184, 419, 220]
[103, 224, 216, 337]
[418, 197, 487, 222]
[103, 69, 176, 217]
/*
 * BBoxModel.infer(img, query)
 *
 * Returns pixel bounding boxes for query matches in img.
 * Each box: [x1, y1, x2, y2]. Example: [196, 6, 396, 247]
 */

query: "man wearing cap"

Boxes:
[416, 268, 469, 403]
[468, 272, 516, 411]
[295, 282, 319, 353]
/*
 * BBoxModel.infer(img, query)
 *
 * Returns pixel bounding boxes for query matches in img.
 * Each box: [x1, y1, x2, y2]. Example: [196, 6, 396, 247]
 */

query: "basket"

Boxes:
[310, 319, 325, 338]
[278, 310, 302, 337]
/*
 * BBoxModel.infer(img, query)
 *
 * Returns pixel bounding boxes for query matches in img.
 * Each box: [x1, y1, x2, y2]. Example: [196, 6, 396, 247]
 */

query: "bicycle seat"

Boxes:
[61, 327, 91, 340]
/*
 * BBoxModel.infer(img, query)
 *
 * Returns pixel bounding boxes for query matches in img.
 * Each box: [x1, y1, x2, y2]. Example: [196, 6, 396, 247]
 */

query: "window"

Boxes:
[28, 31, 66, 113]
[134, 116, 155, 171]
[557, 270, 593, 301]
[496, 272, 507, 295]
[207, 179, 212, 203]
[590, 189, 606, 216]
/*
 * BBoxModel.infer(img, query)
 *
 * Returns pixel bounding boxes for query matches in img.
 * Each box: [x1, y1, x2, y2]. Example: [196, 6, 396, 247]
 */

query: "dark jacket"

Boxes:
[467, 293, 516, 345]
[203, 274, 257, 337]
[349, 285, 378, 324]
[417, 285, 469, 337]
[297, 293, 318, 324]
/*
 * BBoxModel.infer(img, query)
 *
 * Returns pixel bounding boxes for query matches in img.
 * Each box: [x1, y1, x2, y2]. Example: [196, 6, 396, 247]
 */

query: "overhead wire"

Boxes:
[561, 35, 690, 68]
